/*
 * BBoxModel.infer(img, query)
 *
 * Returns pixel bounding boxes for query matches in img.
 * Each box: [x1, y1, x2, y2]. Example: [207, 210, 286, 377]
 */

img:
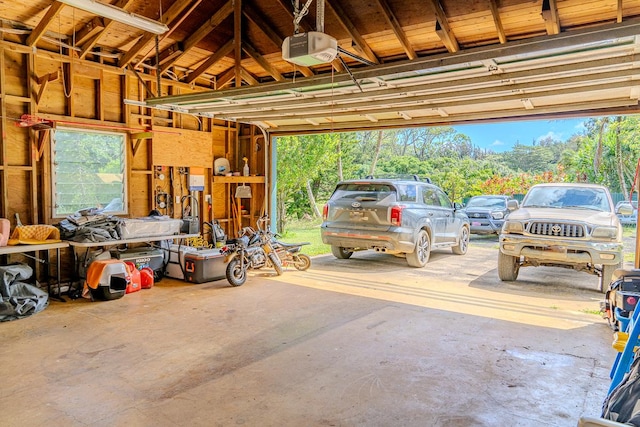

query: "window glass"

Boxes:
[52, 128, 127, 217]
[436, 190, 452, 208]
[396, 184, 416, 202]
[423, 188, 440, 206]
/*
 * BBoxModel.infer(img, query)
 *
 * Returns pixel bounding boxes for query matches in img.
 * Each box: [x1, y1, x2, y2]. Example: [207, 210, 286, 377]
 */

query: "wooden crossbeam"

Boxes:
[489, 0, 507, 44]
[160, 0, 233, 73]
[79, 0, 135, 59]
[185, 39, 234, 84]
[242, 42, 284, 82]
[375, 0, 416, 60]
[26, 2, 66, 47]
[326, 0, 380, 64]
[542, 0, 560, 35]
[429, 0, 459, 52]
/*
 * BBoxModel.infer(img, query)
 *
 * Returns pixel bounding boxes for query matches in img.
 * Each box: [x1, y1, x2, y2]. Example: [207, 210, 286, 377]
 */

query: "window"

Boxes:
[52, 128, 127, 217]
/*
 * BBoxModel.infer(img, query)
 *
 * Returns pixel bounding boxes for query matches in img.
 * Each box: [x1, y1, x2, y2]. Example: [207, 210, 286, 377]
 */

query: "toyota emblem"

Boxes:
[551, 225, 562, 234]
[351, 202, 361, 208]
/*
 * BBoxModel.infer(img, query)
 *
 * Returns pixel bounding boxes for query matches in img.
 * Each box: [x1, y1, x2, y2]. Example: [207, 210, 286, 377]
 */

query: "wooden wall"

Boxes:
[0, 40, 268, 282]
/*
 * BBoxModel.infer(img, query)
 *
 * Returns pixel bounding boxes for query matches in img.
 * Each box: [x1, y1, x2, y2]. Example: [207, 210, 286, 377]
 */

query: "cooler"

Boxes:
[110, 247, 165, 280]
[164, 244, 199, 280]
[183, 249, 227, 284]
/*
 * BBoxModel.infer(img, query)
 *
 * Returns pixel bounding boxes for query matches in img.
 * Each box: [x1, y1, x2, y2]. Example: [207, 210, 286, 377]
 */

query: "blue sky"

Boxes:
[451, 118, 587, 153]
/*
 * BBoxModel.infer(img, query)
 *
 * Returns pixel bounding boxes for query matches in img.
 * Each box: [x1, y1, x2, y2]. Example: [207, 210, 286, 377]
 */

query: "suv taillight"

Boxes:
[323, 204, 329, 220]
[391, 205, 405, 225]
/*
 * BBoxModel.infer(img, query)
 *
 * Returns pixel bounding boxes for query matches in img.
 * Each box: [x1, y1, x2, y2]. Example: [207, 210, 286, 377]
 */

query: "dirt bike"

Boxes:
[256, 215, 311, 271]
[221, 226, 283, 286]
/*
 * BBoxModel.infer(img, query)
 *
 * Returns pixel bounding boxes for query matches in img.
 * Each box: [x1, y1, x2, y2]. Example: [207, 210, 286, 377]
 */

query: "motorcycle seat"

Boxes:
[278, 241, 310, 248]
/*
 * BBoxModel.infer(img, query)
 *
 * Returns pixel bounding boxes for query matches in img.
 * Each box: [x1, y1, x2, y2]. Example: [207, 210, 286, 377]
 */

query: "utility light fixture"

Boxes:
[57, 0, 169, 35]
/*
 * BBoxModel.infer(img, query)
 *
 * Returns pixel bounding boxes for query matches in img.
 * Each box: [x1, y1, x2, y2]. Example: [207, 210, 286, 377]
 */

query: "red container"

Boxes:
[124, 261, 141, 293]
[140, 267, 154, 289]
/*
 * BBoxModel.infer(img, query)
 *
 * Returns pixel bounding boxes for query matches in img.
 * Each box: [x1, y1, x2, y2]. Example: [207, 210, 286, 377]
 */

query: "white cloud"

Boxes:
[491, 139, 504, 147]
[536, 131, 559, 142]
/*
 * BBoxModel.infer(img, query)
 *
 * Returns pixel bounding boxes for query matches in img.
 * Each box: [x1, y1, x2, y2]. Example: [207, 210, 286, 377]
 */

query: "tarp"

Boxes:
[0, 264, 48, 322]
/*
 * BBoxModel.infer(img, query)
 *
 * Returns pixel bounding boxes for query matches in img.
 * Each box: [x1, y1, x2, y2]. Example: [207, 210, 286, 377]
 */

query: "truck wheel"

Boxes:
[498, 251, 519, 281]
[406, 230, 430, 267]
[600, 263, 621, 293]
[331, 246, 353, 259]
[452, 226, 469, 255]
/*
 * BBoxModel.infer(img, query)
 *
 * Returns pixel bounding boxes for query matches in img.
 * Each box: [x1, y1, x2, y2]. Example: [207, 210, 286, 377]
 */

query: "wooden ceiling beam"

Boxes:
[273, 0, 313, 33]
[234, 0, 242, 88]
[118, 0, 196, 69]
[242, 42, 284, 82]
[375, 0, 416, 60]
[429, 0, 459, 52]
[243, 3, 314, 77]
[618, 0, 623, 23]
[185, 38, 234, 84]
[160, 0, 233, 73]
[78, 0, 135, 59]
[325, 0, 380, 64]
[488, 0, 507, 44]
[217, 67, 236, 89]
[240, 67, 259, 86]
[26, 1, 66, 47]
[542, 0, 560, 35]
[74, 17, 105, 46]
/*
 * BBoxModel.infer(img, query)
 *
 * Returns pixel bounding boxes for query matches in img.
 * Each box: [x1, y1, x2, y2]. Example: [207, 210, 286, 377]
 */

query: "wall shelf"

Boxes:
[212, 176, 265, 184]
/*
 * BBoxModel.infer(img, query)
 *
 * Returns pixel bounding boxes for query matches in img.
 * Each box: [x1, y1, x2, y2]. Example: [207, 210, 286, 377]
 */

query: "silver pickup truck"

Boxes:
[498, 183, 632, 292]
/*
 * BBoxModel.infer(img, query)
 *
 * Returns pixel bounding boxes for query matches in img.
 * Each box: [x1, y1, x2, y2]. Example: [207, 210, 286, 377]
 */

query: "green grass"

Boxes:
[277, 218, 330, 257]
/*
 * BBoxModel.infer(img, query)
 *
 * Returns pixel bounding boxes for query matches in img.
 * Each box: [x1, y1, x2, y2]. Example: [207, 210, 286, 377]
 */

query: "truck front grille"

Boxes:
[528, 222, 585, 237]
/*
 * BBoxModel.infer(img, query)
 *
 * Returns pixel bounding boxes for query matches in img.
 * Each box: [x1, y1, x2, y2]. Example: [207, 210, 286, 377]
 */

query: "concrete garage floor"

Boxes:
[1, 237, 616, 427]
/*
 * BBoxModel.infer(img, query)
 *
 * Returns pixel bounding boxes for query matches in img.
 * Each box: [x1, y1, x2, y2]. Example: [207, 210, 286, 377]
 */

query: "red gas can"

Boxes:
[124, 261, 141, 293]
[140, 267, 154, 289]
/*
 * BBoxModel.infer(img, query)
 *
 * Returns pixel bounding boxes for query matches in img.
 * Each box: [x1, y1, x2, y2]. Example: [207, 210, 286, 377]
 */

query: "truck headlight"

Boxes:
[592, 226, 618, 239]
[491, 212, 505, 220]
[502, 221, 524, 233]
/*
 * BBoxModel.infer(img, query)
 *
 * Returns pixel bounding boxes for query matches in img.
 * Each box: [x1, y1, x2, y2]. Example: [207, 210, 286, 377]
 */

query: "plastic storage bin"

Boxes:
[183, 249, 227, 284]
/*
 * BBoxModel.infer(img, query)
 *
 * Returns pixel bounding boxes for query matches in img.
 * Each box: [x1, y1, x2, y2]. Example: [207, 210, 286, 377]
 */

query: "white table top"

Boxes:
[0, 241, 69, 255]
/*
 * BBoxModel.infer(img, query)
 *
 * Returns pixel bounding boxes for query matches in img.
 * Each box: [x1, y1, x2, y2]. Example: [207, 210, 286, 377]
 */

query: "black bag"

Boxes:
[602, 354, 640, 425]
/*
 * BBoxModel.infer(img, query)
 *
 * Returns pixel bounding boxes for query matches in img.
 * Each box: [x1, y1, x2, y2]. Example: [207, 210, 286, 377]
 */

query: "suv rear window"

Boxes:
[331, 183, 420, 203]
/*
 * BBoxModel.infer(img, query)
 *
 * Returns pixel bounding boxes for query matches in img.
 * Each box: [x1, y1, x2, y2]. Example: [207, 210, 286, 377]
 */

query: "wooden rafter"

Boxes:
[273, 0, 313, 33]
[242, 42, 284, 82]
[79, 0, 135, 59]
[160, 0, 233, 73]
[75, 17, 105, 46]
[375, 0, 416, 60]
[185, 38, 234, 84]
[488, 0, 507, 44]
[618, 0, 623, 23]
[26, 1, 66, 47]
[429, 0, 459, 52]
[234, 0, 242, 88]
[118, 0, 195, 69]
[217, 67, 236, 89]
[325, 0, 379, 63]
[240, 67, 259, 86]
[541, 0, 560, 35]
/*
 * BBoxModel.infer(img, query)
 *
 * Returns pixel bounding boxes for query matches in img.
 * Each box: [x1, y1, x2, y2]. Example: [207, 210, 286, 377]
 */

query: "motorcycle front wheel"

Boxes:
[226, 258, 247, 286]
[268, 253, 284, 276]
[293, 254, 311, 271]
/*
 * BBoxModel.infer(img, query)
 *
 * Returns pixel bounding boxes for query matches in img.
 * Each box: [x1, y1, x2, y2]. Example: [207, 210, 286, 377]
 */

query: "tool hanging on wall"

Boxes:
[181, 194, 200, 234]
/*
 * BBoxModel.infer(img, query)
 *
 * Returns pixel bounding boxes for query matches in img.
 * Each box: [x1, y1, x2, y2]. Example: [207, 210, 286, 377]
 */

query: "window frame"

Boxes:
[51, 127, 128, 218]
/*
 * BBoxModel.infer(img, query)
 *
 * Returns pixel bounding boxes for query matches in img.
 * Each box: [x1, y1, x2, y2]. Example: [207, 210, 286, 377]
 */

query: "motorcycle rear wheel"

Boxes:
[226, 258, 247, 286]
[294, 254, 311, 271]
[269, 253, 283, 276]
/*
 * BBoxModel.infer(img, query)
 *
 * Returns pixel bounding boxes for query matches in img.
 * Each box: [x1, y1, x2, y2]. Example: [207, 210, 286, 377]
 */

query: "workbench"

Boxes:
[0, 242, 69, 300]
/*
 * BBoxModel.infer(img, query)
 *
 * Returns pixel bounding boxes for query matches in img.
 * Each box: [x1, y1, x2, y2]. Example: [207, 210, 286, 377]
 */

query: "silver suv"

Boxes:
[498, 183, 631, 291]
[321, 177, 470, 267]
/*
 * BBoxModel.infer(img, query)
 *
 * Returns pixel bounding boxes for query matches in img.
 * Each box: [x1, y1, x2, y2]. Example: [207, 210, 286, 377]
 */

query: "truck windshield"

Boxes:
[523, 186, 610, 212]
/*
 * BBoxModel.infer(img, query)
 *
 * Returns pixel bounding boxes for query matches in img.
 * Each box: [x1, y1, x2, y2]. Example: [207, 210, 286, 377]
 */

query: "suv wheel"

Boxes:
[331, 246, 353, 259]
[452, 226, 469, 255]
[498, 251, 519, 281]
[406, 230, 430, 267]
